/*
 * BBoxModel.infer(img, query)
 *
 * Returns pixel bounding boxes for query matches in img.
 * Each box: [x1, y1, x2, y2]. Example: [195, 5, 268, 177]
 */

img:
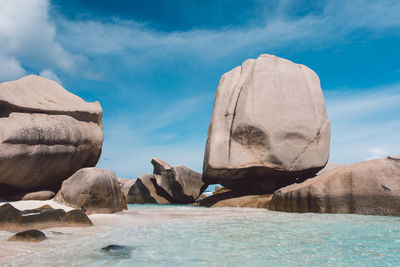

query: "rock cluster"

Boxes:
[0, 203, 92, 232]
[127, 158, 206, 204]
[0, 75, 103, 197]
[203, 54, 330, 193]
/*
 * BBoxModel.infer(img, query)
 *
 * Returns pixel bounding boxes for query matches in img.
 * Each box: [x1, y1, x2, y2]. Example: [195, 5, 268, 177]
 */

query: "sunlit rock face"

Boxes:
[0, 75, 103, 195]
[203, 54, 331, 193]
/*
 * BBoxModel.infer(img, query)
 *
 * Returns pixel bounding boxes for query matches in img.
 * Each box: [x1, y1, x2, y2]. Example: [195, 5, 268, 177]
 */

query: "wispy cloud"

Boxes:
[2, 0, 400, 82]
[326, 83, 400, 163]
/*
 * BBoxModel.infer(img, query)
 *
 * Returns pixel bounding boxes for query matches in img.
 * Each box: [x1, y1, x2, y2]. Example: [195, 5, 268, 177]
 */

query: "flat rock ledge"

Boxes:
[198, 188, 272, 208]
[0, 203, 92, 232]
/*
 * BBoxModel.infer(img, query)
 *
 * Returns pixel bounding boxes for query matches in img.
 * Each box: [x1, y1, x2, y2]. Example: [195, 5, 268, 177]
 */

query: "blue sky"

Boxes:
[0, 0, 399, 178]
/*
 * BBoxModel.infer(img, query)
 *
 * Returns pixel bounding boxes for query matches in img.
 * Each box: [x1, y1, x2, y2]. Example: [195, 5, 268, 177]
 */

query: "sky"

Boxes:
[0, 0, 399, 178]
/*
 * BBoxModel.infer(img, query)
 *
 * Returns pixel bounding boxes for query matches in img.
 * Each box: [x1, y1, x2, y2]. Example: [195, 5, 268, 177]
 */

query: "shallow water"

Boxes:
[1, 204, 400, 266]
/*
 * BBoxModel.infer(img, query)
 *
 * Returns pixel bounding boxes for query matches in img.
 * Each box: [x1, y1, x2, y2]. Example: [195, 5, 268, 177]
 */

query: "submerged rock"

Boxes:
[0, 75, 103, 197]
[55, 168, 127, 214]
[268, 157, 400, 216]
[0, 203, 92, 232]
[101, 244, 136, 258]
[8, 230, 46, 242]
[127, 158, 206, 204]
[203, 54, 330, 193]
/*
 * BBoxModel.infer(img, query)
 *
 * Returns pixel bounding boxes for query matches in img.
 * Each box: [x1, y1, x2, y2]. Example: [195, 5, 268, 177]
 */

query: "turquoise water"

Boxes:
[1, 204, 400, 266]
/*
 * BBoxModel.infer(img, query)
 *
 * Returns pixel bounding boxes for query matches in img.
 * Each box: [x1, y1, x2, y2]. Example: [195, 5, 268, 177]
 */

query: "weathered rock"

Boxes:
[316, 162, 344, 176]
[0, 203, 92, 232]
[198, 189, 272, 208]
[152, 158, 207, 203]
[0, 75, 103, 196]
[120, 179, 137, 201]
[203, 54, 330, 193]
[127, 158, 206, 204]
[55, 168, 127, 214]
[127, 174, 169, 204]
[268, 157, 400, 216]
[21, 191, 55, 201]
[8, 230, 46, 242]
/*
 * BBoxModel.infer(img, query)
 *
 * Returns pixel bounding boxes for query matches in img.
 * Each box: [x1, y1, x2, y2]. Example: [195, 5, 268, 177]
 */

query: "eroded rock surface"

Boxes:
[203, 54, 330, 193]
[268, 157, 400, 216]
[0, 75, 103, 196]
[55, 168, 127, 214]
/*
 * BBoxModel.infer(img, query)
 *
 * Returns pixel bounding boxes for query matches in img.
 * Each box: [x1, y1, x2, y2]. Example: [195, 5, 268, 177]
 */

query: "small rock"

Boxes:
[21, 191, 55, 201]
[54, 168, 127, 214]
[8, 230, 46, 242]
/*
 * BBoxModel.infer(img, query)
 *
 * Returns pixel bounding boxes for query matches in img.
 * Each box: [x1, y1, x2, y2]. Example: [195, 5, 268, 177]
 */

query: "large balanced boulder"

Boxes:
[127, 158, 206, 204]
[203, 54, 331, 193]
[55, 168, 127, 214]
[0, 203, 92, 232]
[0, 75, 103, 196]
[268, 156, 400, 216]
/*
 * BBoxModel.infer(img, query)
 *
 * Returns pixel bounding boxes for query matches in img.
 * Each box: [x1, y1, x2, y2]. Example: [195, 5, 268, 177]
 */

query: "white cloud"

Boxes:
[366, 148, 388, 160]
[39, 69, 62, 84]
[0, 0, 88, 81]
[0, 53, 26, 81]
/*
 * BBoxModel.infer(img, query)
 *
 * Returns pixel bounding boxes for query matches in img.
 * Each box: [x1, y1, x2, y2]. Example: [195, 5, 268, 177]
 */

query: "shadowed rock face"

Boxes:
[127, 158, 206, 204]
[55, 168, 127, 214]
[268, 157, 400, 216]
[0, 203, 92, 232]
[0, 75, 103, 196]
[203, 54, 330, 193]
[127, 174, 169, 204]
